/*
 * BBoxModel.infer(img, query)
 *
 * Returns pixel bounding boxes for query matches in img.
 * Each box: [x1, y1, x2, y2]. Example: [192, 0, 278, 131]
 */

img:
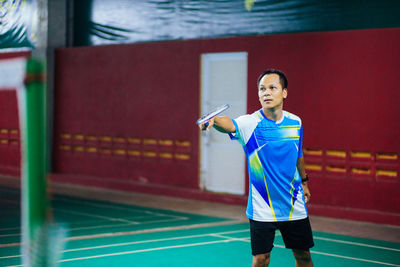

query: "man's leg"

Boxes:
[292, 249, 313, 267]
[249, 220, 276, 267]
[253, 252, 271, 267]
[278, 217, 314, 267]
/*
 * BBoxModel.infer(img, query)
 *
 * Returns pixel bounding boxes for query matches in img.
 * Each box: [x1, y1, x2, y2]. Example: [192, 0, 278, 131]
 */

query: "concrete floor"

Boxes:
[1, 175, 400, 243]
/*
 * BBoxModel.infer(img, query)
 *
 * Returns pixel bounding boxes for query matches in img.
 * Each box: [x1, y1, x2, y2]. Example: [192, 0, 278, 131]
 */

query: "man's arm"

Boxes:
[199, 116, 236, 133]
[297, 157, 311, 203]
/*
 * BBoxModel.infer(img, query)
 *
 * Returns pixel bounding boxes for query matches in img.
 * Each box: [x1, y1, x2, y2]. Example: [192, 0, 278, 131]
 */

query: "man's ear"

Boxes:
[283, 88, 288, 99]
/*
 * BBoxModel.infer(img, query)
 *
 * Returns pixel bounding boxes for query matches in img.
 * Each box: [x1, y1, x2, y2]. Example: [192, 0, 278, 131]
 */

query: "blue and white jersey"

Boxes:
[230, 109, 308, 222]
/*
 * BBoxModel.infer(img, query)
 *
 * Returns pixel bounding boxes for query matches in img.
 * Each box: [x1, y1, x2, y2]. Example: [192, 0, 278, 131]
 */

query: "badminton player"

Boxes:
[199, 69, 314, 267]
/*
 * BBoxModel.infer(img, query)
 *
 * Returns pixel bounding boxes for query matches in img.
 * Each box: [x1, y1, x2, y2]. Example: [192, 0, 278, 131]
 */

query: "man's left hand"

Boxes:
[302, 183, 311, 203]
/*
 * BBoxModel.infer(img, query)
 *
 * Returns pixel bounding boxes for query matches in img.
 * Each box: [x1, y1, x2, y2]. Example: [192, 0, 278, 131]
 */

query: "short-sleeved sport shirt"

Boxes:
[230, 109, 308, 222]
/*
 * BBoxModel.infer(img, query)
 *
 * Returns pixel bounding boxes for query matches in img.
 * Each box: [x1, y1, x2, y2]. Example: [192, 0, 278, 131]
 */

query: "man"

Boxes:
[199, 69, 314, 267]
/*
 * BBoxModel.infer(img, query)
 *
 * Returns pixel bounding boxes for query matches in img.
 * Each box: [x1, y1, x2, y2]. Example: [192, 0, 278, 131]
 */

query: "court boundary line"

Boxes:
[0, 194, 190, 222]
[0, 217, 191, 239]
[308, 249, 400, 267]
[0, 220, 245, 248]
[0, 187, 192, 220]
[0, 229, 251, 260]
[67, 219, 245, 241]
[2, 219, 399, 253]
[55, 208, 140, 224]
[2, 186, 400, 266]
[233, 240, 400, 267]
[314, 236, 400, 252]
[53, 196, 190, 220]
[0, 214, 189, 234]
[60, 239, 237, 263]
[5, 232, 398, 267]
[3, 225, 400, 267]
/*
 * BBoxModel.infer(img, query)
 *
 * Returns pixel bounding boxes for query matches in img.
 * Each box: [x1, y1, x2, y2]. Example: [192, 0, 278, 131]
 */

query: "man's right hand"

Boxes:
[199, 117, 215, 131]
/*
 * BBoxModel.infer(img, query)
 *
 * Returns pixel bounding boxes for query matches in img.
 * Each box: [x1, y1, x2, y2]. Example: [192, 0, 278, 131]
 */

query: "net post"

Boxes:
[21, 58, 49, 267]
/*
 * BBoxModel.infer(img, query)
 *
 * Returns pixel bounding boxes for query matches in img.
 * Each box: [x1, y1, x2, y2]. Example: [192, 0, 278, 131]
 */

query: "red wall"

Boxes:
[53, 42, 202, 188]
[2, 29, 399, 225]
[244, 29, 400, 223]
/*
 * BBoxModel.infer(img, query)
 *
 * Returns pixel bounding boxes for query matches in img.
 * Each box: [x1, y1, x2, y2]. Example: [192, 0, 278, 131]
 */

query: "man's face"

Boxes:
[258, 74, 287, 110]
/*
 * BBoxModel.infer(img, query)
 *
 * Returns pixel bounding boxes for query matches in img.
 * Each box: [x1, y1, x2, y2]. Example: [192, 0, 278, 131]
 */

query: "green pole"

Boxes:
[21, 58, 48, 266]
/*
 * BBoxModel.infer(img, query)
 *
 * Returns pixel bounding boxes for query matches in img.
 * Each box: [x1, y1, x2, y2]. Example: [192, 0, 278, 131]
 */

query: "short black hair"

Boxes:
[257, 69, 288, 89]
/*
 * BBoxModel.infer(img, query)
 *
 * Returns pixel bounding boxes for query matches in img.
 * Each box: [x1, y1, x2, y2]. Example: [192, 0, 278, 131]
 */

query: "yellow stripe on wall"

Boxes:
[376, 153, 398, 160]
[100, 136, 112, 142]
[303, 149, 323, 156]
[326, 165, 346, 173]
[60, 133, 71, 139]
[128, 150, 141, 156]
[73, 134, 84, 140]
[128, 138, 141, 144]
[143, 151, 157, 157]
[114, 149, 126, 155]
[351, 168, 371, 175]
[326, 150, 346, 158]
[143, 139, 157, 145]
[376, 169, 397, 177]
[305, 164, 322, 171]
[176, 140, 190, 147]
[159, 152, 173, 159]
[175, 153, 190, 160]
[86, 147, 97, 153]
[159, 139, 173, 146]
[350, 151, 371, 158]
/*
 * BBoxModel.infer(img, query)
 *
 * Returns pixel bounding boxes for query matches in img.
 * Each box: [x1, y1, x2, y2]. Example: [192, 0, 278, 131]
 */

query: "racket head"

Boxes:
[196, 104, 230, 125]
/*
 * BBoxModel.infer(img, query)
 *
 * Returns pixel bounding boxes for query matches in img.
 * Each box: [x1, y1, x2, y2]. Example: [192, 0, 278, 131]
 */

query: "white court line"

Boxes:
[2, 202, 395, 254]
[0, 255, 19, 260]
[0, 217, 188, 239]
[1, 220, 238, 249]
[227, 239, 400, 266]
[54, 197, 189, 220]
[28, 238, 400, 266]
[0, 194, 191, 235]
[68, 217, 188, 232]
[2, 188, 399, 266]
[3, 229, 400, 266]
[209, 233, 251, 242]
[309, 250, 400, 267]
[64, 229, 249, 253]
[59, 239, 234, 263]
[4, 239, 236, 267]
[0, 214, 158, 233]
[55, 208, 139, 224]
[0, 232, 21, 238]
[314, 236, 400, 252]
[233, 240, 400, 266]
[0, 229, 249, 259]
[0, 187, 188, 220]
[0, 226, 20, 232]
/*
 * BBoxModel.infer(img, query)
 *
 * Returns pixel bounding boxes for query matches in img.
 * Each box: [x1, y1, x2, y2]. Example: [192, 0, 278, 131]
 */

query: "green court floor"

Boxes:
[1, 186, 399, 267]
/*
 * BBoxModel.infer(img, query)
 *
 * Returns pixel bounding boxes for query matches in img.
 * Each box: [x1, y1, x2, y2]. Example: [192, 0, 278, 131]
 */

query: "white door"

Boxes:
[200, 52, 247, 195]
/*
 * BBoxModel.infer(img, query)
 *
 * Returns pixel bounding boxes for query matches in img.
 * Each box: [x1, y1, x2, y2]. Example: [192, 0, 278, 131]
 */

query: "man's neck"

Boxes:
[262, 107, 283, 121]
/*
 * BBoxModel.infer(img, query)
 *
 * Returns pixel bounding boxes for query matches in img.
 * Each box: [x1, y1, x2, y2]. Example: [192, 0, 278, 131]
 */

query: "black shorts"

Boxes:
[249, 217, 314, 255]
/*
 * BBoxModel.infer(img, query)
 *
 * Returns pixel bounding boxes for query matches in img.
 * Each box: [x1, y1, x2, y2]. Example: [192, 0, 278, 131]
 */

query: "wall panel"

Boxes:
[3, 28, 396, 224]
